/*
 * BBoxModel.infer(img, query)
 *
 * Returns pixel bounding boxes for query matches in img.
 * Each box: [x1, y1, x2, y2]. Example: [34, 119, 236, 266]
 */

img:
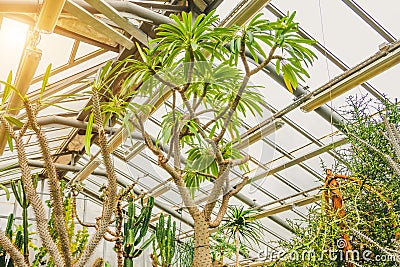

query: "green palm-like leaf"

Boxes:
[153, 11, 226, 65]
[221, 206, 264, 248]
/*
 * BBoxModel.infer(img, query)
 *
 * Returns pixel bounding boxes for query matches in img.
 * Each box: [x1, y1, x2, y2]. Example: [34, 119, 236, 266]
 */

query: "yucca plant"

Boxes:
[220, 206, 263, 267]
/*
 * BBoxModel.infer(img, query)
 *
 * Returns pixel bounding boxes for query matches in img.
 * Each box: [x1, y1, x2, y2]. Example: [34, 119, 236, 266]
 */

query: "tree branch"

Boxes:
[209, 176, 249, 228]
[193, 83, 209, 112]
[214, 75, 250, 143]
[214, 45, 280, 143]
[151, 71, 178, 89]
[166, 91, 177, 162]
[249, 45, 278, 76]
[135, 116, 200, 218]
[240, 34, 250, 76]
[202, 106, 229, 131]
[231, 155, 251, 166]
[180, 91, 195, 119]
[202, 164, 230, 221]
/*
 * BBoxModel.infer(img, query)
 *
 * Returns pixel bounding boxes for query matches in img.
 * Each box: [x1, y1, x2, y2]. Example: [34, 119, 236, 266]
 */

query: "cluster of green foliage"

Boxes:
[210, 230, 249, 266]
[177, 238, 194, 267]
[84, 9, 316, 194]
[176, 206, 263, 267]
[278, 97, 400, 267]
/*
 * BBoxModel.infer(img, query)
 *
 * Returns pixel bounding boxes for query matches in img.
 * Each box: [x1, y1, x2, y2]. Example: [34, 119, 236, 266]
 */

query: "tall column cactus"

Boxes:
[122, 196, 155, 267]
[151, 214, 176, 267]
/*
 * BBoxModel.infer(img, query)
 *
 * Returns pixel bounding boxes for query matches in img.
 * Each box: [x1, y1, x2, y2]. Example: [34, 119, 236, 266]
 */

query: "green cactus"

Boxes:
[0, 214, 24, 267]
[122, 196, 155, 267]
[10, 179, 30, 262]
[0, 214, 13, 267]
[152, 214, 176, 267]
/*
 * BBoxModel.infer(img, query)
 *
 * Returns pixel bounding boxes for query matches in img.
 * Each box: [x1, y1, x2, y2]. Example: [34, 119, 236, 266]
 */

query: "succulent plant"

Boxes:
[122, 196, 155, 267]
[152, 214, 176, 267]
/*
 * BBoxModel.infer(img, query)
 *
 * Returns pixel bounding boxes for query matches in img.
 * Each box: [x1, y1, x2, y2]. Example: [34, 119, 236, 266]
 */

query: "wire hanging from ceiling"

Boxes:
[317, 0, 335, 146]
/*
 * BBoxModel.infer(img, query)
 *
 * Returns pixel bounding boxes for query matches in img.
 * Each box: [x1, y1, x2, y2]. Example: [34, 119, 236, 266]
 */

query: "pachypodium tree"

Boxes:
[95, 10, 316, 267]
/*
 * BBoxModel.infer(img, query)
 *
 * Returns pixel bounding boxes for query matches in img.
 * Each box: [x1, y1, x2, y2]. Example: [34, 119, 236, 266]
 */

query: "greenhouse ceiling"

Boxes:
[0, 0, 399, 265]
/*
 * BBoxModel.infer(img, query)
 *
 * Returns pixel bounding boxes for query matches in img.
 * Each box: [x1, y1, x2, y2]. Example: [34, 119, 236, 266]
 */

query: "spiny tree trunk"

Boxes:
[192, 214, 212, 267]
[24, 101, 72, 267]
[0, 116, 65, 266]
[0, 229, 29, 267]
[75, 88, 118, 267]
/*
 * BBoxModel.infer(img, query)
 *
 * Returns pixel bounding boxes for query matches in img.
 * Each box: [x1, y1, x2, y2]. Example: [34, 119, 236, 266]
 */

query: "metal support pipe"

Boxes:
[266, 3, 388, 103]
[64, 0, 135, 49]
[0, 159, 107, 176]
[249, 138, 347, 183]
[254, 194, 321, 220]
[13, 115, 118, 133]
[83, 0, 148, 45]
[72, 0, 173, 25]
[219, 0, 272, 27]
[0, 0, 173, 26]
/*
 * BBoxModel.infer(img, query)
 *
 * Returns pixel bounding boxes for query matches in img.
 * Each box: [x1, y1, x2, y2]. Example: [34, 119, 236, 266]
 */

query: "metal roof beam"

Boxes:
[0, 159, 107, 176]
[64, 0, 135, 49]
[249, 138, 347, 183]
[341, 0, 396, 43]
[83, 0, 148, 45]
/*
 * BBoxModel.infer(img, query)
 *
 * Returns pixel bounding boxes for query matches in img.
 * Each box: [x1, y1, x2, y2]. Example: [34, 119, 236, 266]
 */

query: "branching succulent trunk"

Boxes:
[75, 88, 118, 267]
[0, 230, 29, 267]
[24, 101, 73, 267]
[0, 116, 65, 266]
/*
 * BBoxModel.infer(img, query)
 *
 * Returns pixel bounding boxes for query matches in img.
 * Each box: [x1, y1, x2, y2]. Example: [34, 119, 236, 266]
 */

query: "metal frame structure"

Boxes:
[0, 0, 398, 265]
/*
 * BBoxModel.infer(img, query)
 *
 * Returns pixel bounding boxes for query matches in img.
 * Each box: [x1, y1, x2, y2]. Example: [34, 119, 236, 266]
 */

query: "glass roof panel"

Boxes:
[272, 0, 385, 65]
[354, 0, 400, 37]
